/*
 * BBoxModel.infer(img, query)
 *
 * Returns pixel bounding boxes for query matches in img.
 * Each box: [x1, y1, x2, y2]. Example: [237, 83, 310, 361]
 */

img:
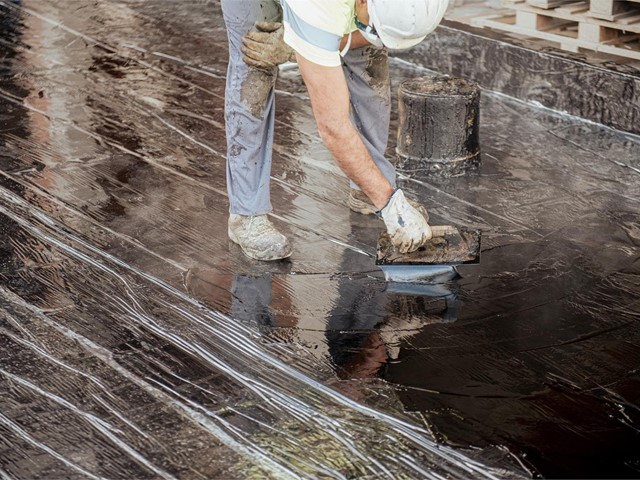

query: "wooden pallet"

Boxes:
[474, 2, 640, 60]
[505, 1, 640, 30]
[526, 0, 580, 9]
[589, 0, 640, 21]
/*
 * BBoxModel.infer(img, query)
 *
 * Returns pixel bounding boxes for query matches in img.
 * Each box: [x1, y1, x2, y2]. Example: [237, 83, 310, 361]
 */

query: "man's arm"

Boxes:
[295, 52, 394, 210]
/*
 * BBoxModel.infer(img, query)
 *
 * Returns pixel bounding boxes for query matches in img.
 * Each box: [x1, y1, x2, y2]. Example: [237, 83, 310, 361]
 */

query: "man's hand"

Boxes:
[380, 189, 432, 254]
[242, 22, 294, 69]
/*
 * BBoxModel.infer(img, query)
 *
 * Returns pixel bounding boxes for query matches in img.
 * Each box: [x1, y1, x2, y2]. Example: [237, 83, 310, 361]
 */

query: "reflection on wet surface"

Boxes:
[0, 0, 639, 478]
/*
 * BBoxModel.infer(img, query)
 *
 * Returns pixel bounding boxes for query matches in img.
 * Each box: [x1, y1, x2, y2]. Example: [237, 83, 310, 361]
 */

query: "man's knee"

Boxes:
[240, 67, 278, 118]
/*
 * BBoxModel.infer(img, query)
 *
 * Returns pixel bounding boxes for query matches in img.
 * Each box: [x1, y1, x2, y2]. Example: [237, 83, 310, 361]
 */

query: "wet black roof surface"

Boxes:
[0, 0, 639, 478]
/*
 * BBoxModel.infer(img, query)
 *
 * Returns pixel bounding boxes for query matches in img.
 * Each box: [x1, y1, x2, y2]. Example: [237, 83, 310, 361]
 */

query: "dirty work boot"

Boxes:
[348, 188, 430, 222]
[228, 214, 292, 261]
[348, 188, 378, 215]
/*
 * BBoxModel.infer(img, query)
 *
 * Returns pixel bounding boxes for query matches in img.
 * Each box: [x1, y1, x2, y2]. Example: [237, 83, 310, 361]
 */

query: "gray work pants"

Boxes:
[221, 0, 396, 216]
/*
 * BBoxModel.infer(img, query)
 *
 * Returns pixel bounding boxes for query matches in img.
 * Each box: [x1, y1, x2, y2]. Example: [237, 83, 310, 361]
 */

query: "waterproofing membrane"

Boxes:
[0, 0, 639, 478]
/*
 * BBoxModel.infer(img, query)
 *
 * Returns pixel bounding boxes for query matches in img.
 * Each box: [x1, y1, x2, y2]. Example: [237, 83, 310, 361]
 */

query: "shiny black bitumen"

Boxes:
[0, 0, 639, 478]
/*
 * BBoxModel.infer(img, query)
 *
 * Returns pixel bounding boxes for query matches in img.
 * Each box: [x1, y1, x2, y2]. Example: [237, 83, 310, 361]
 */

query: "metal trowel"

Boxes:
[376, 226, 481, 283]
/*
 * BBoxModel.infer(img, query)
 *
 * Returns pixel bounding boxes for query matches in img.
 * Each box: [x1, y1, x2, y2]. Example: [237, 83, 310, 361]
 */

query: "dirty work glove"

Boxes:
[242, 22, 294, 69]
[380, 189, 433, 254]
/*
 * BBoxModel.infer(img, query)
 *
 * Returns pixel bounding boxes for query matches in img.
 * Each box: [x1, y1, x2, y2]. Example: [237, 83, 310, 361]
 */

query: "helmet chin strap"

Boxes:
[361, 28, 384, 47]
[340, 31, 352, 57]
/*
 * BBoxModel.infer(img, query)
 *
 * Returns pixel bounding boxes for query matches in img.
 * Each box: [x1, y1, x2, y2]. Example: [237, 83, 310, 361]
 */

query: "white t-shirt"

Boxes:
[282, 0, 357, 67]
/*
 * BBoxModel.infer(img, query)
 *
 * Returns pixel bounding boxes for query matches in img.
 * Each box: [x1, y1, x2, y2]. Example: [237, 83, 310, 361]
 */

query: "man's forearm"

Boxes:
[295, 51, 431, 254]
[318, 118, 393, 209]
[296, 53, 393, 209]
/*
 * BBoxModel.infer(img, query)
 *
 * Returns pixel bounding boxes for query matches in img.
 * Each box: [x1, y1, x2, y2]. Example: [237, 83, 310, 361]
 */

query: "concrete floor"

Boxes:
[0, 0, 639, 478]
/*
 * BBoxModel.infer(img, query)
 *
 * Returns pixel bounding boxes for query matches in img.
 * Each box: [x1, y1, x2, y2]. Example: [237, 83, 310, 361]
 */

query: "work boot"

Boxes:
[348, 188, 377, 215]
[348, 188, 429, 221]
[228, 214, 292, 261]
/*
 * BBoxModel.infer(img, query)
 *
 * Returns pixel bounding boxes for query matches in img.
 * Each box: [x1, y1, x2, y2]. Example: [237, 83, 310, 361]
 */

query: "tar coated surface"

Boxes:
[0, 0, 639, 478]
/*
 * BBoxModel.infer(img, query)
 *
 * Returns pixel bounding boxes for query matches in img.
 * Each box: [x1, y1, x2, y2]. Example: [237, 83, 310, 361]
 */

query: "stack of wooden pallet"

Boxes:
[472, 0, 640, 60]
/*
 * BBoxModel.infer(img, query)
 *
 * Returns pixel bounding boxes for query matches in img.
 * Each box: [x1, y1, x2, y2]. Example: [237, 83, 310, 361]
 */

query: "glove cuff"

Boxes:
[376, 188, 401, 219]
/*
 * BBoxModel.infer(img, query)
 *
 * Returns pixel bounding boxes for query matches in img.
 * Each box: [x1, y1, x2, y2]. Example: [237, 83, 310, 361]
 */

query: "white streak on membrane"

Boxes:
[0, 369, 178, 480]
[0, 184, 505, 479]
[0, 170, 188, 273]
[398, 172, 544, 238]
[0, 412, 105, 480]
[91, 395, 151, 440]
[0, 286, 300, 480]
[0, 324, 110, 392]
[0, 89, 371, 258]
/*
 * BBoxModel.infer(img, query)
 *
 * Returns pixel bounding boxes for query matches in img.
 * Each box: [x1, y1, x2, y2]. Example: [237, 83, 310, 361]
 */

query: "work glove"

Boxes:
[242, 22, 295, 70]
[380, 189, 432, 254]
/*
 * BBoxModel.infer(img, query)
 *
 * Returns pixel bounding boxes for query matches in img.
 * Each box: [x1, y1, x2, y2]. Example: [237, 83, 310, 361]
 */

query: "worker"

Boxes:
[222, 0, 448, 261]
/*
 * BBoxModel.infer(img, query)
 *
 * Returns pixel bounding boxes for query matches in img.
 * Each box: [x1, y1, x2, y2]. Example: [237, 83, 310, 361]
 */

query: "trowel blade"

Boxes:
[379, 264, 459, 284]
[375, 227, 481, 284]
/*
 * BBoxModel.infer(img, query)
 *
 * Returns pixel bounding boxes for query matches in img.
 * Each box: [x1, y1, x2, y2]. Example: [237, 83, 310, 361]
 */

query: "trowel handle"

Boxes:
[431, 225, 459, 237]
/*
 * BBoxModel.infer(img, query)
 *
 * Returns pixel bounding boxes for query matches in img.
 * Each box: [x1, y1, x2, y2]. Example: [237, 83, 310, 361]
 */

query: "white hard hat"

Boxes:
[368, 0, 449, 50]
